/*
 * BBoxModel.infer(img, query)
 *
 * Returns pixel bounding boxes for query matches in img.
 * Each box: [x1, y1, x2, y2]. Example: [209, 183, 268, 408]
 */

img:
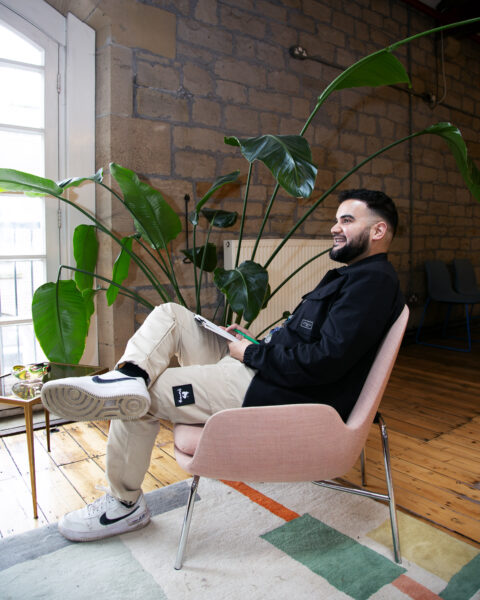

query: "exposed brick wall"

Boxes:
[46, 0, 480, 364]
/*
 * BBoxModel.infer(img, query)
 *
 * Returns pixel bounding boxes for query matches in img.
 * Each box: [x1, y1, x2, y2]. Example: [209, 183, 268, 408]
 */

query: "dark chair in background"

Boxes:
[453, 258, 480, 299]
[416, 260, 480, 352]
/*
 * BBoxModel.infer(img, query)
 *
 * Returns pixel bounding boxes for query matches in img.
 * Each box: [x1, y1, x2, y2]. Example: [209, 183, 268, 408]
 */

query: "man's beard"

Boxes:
[329, 229, 370, 263]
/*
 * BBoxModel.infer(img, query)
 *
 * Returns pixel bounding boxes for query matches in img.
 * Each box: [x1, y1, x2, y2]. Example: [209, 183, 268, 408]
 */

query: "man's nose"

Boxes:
[331, 222, 340, 234]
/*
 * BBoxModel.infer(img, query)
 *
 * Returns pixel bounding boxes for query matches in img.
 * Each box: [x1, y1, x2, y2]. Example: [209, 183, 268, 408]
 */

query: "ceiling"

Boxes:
[401, 0, 480, 41]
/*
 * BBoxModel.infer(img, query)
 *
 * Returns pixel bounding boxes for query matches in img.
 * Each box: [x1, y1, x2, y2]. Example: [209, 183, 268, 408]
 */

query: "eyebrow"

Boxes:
[336, 213, 355, 221]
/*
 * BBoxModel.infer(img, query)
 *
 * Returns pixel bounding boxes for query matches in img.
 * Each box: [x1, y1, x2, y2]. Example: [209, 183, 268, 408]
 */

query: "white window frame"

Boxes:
[0, 0, 97, 365]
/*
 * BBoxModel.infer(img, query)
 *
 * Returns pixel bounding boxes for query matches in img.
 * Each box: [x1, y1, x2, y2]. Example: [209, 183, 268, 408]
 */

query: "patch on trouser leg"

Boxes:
[172, 384, 195, 407]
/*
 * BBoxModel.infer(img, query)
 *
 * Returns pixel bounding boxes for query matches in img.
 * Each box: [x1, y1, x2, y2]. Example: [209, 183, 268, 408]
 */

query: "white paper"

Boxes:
[194, 314, 238, 342]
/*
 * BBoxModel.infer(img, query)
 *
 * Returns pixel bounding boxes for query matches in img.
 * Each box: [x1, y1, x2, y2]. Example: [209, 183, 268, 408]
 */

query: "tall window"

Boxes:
[0, 1, 95, 375]
[0, 18, 57, 372]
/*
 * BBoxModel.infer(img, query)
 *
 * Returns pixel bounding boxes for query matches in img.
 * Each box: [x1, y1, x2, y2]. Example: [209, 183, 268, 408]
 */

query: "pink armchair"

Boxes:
[173, 306, 409, 569]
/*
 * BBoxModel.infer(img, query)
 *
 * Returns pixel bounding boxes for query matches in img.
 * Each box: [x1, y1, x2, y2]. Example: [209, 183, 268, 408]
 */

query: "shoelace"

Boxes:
[86, 486, 113, 516]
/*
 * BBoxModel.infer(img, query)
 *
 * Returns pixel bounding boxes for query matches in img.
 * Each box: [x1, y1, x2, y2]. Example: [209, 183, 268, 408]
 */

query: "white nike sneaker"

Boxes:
[41, 370, 151, 421]
[58, 492, 151, 541]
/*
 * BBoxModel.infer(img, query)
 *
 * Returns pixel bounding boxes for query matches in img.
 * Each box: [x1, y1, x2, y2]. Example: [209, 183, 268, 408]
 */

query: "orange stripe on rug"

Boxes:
[221, 480, 300, 522]
[392, 574, 442, 600]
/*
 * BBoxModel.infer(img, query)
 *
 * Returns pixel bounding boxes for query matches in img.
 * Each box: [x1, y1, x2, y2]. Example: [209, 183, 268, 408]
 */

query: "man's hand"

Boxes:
[224, 324, 255, 362]
[227, 338, 252, 362]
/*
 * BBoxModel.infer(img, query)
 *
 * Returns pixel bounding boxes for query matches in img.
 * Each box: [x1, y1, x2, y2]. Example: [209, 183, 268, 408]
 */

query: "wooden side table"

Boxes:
[0, 362, 106, 518]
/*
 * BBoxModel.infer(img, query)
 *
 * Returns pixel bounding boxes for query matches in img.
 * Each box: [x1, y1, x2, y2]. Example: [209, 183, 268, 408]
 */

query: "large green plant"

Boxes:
[1, 18, 479, 363]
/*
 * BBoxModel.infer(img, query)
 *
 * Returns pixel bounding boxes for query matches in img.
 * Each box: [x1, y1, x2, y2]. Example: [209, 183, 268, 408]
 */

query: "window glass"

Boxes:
[0, 129, 44, 174]
[0, 324, 44, 369]
[0, 196, 46, 255]
[0, 259, 46, 321]
[0, 65, 44, 128]
[0, 22, 44, 65]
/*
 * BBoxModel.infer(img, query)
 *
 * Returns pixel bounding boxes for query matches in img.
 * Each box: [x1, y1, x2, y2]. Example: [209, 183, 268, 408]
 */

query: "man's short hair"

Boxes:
[338, 189, 398, 235]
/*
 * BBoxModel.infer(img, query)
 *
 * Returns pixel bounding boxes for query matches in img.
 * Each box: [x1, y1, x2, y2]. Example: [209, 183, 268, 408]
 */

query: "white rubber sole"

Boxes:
[58, 509, 151, 542]
[41, 381, 150, 421]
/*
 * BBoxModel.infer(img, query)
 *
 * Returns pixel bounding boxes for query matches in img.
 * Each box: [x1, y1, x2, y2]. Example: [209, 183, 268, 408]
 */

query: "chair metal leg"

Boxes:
[442, 304, 453, 337]
[313, 416, 402, 564]
[417, 297, 472, 352]
[415, 297, 430, 344]
[360, 447, 367, 487]
[377, 414, 401, 564]
[175, 475, 200, 570]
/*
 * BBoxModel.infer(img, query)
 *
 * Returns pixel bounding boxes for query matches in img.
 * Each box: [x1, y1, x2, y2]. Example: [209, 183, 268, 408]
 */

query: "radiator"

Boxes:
[223, 238, 337, 336]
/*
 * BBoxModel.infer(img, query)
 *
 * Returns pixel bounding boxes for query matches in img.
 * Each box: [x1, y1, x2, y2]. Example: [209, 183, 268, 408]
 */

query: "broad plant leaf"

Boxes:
[181, 243, 218, 272]
[110, 163, 181, 250]
[314, 18, 480, 110]
[107, 236, 134, 305]
[214, 260, 269, 323]
[73, 224, 98, 291]
[224, 135, 317, 198]
[58, 168, 104, 189]
[317, 50, 410, 108]
[195, 171, 240, 213]
[201, 208, 238, 228]
[32, 280, 88, 364]
[0, 168, 63, 196]
[420, 123, 480, 201]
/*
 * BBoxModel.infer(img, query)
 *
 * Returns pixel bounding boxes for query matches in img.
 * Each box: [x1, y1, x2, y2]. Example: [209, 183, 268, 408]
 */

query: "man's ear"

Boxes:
[371, 221, 388, 240]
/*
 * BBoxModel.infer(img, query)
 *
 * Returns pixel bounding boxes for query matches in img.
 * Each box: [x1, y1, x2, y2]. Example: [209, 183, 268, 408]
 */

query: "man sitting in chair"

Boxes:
[41, 188, 405, 542]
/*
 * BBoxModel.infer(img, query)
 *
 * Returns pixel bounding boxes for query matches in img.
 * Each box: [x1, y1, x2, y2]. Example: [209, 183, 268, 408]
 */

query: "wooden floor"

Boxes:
[1, 327, 479, 547]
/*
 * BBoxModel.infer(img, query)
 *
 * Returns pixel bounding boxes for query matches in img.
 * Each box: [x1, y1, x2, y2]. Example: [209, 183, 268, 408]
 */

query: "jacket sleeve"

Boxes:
[243, 268, 400, 388]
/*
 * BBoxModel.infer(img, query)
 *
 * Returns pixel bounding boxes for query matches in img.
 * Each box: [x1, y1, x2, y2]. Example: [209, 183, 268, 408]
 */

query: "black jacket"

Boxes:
[242, 253, 405, 421]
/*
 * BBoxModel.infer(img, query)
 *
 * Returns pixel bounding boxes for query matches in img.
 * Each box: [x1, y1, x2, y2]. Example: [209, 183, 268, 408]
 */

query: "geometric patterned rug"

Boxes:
[1, 479, 479, 599]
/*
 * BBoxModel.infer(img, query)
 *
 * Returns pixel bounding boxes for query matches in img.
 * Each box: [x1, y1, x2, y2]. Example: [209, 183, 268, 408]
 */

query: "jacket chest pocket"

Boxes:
[288, 278, 343, 341]
[288, 300, 327, 341]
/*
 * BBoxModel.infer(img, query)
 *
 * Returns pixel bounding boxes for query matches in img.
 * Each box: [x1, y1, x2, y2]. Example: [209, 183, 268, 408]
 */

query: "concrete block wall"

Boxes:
[46, 0, 480, 366]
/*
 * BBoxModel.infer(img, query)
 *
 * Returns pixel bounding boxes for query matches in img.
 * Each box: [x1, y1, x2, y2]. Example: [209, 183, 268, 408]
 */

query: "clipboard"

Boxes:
[194, 314, 238, 342]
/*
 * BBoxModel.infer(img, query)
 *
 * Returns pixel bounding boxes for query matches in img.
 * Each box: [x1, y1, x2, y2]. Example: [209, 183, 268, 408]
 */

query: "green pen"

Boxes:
[234, 329, 260, 344]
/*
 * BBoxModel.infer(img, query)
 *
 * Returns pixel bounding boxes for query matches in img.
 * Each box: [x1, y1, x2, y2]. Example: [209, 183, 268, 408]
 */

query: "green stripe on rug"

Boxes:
[261, 513, 405, 600]
[440, 554, 480, 600]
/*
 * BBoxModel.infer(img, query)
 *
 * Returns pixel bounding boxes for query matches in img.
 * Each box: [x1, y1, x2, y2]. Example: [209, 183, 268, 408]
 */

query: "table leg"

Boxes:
[24, 405, 38, 519]
[44, 408, 51, 452]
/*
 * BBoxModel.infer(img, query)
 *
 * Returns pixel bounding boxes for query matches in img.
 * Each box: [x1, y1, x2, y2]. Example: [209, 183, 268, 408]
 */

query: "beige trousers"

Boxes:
[106, 303, 256, 502]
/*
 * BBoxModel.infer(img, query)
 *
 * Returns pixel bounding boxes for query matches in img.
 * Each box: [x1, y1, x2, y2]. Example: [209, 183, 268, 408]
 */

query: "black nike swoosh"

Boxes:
[92, 375, 136, 384]
[99, 505, 139, 526]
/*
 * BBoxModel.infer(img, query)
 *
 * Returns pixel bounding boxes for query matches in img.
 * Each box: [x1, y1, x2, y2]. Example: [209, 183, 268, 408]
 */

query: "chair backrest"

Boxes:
[346, 304, 409, 429]
[425, 260, 456, 301]
[453, 258, 479, 295]
[174, 306, 409, 483]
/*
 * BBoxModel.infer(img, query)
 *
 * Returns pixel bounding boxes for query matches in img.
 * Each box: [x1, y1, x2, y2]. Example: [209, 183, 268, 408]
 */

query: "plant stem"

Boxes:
[163, 241, 187, 307]
[268, 248, 331, 301]
[133, 235, 170, 278]
[97, 181, 180, 303]
[61, 265, 156, 309]
[192, 221, 199, 308]
[256, 313, 289, 338]
[251, 182, 280, 262]
[195, 220, 214, 314]
[56, 191, 173, 301]
[388, 16, 480, 52]
[235, 163, 253, 268]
